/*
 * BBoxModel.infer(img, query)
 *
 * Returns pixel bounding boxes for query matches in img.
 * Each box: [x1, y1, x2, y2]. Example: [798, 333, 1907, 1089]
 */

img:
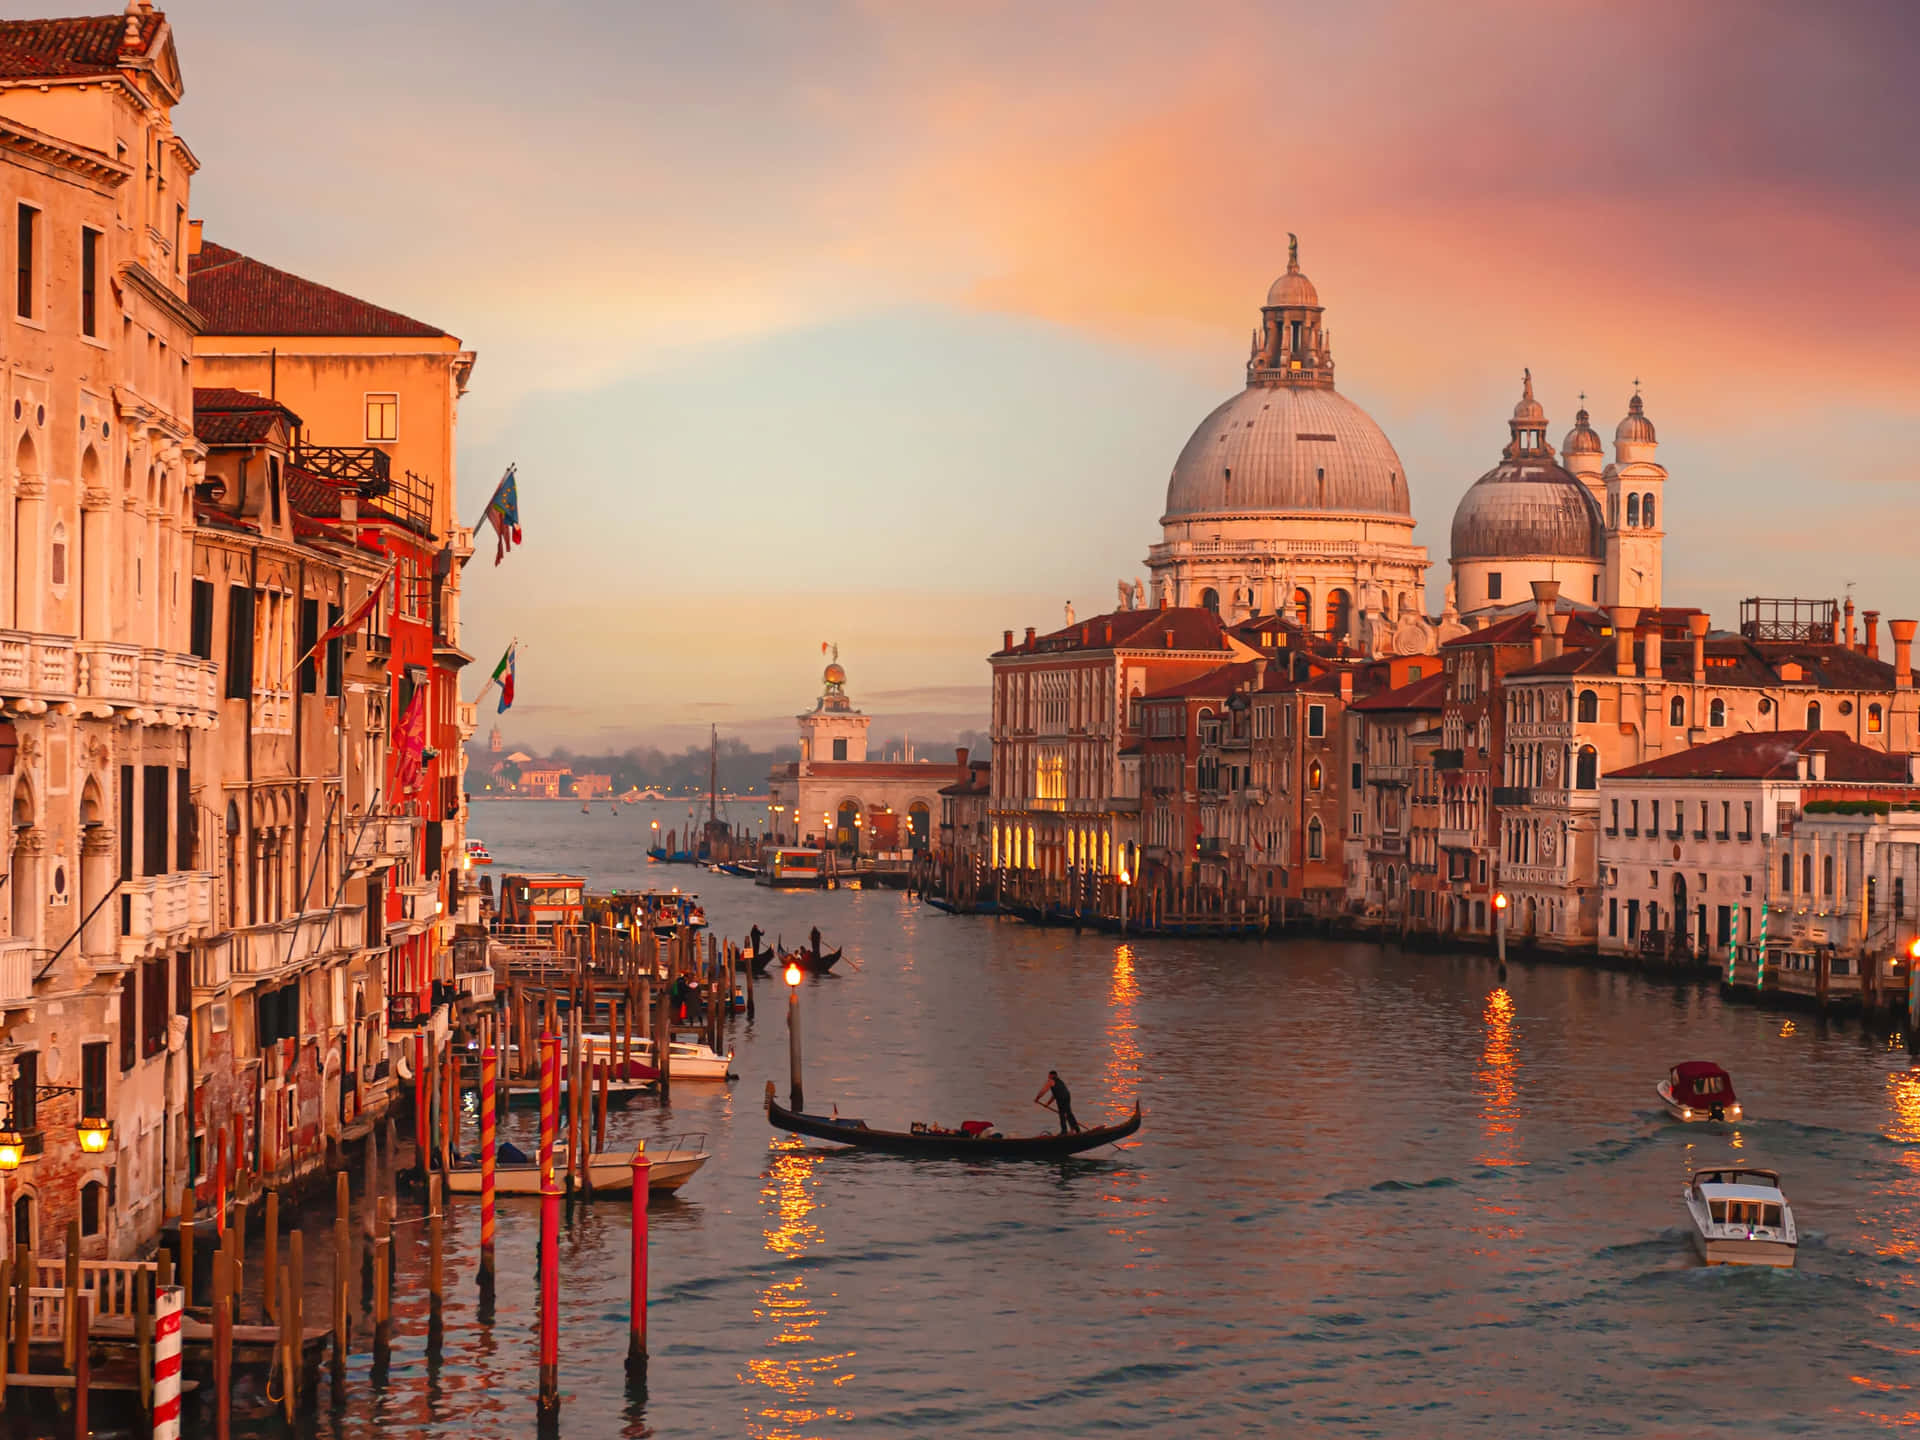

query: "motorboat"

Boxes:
[444, 1136, 710, 1196]
[581, 1032, 734, 1080]
[1657, 1061, 1742, 1122]
[1683, 1165, 1797, 1267]
[758, 848, 825, 887]
[465, 838, 493, 865]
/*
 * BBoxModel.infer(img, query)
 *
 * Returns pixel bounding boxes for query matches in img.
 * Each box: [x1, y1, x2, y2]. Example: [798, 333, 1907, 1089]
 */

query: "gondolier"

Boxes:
[1037, 1070, 1082, 1134]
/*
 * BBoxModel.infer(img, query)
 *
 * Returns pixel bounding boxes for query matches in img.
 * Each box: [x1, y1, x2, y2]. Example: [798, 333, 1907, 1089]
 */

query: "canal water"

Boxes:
[201, 801, 1920, 1436]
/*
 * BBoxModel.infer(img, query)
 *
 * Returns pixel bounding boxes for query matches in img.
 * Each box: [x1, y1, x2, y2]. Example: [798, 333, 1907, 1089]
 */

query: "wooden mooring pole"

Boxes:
[538, 1172, 561, 1419]
[333, 1169, 350, 1374]
[480, 1044, 498, 1287]
[213, 1250, 232, 1440]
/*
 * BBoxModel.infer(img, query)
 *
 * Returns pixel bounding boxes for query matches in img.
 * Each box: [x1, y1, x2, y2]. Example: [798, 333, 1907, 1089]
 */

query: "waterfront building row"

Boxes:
[0, 7, 480, 1258]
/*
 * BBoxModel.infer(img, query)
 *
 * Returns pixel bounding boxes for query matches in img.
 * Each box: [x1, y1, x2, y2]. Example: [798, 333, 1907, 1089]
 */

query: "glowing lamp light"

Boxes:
[77, 1117, 111, 1154]
[783, 962, 803, 987]
[0, 1131, 22, 1170]
[1119, 866, 1132, 887]
[1494, 892, 1510, 912]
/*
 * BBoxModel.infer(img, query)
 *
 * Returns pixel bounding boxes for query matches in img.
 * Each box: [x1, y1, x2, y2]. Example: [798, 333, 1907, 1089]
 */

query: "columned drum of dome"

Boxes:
[1449, 371, 1605, 616]
[1146, 240, 1431, 652]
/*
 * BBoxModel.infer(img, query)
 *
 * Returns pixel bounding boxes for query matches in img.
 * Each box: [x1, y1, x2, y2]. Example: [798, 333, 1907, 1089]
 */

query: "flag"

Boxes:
[318, 562, 394, 645]
[492, 643, 516, 713]
[484, 464, 523, 565]
[394, 689, 428, 795]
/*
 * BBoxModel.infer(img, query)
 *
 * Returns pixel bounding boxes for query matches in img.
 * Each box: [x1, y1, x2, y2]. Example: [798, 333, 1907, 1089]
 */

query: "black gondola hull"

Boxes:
[767, 1095, 1141, 1159]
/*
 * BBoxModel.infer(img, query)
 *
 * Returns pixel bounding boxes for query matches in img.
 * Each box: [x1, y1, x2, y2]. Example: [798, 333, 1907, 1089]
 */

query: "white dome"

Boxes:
[1163, 384, 1410, 520]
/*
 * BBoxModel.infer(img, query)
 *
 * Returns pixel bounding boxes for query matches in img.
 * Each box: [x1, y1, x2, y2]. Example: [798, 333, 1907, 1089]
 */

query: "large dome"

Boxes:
[1450, 455, 1603, 562]
[1163, 384, 1411, 520]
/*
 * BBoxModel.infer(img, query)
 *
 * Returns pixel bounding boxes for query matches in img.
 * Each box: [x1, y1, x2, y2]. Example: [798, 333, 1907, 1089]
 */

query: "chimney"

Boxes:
[1003, 629, 1013, 652]
[1530, 580, 1561, 654]
[1810, 747, 1827, 781]
[955, 747, 969, 771]
[1894, 619, 1918, 691]
[1103, 620, 1113, 645]
[1864, 611, 1881, 659]
[1164, 630, 1174, 649]
[1159, 595, 1170, 611]
[1845, 597, 1857, 651]
[1253, 656, 1269, 688]
[1547, 611, 1569, 660]
[1688, 613, 1710, 683]
[1796, 753, 1809, 781]
[187, 218, 204, 257]
[1612, 606, 1641, 676]
[341, 492, 357, 524]
[1024, 626, 1036, 649]
[1639, 625, 1660, 679]
[1339, 671, 1354, 703]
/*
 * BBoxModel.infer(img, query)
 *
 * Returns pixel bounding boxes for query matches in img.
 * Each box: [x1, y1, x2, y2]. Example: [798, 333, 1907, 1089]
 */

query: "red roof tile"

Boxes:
[189, 239, 447, 339]
[999, 606, 1232, 657]
[0, 14, 164, 79]
[1350, 671, 1448, 713]
[1609, 730, 1908, 783]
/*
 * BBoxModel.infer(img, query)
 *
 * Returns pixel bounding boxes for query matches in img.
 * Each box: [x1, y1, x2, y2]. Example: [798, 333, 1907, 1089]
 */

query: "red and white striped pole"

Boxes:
[480, 1044, 498, 1281]
[538, 1164, 561, 1416]
[627, 1153, 651, 1380]
[538, 1031, 558, 1187]
[152, 1283, 183, 1440]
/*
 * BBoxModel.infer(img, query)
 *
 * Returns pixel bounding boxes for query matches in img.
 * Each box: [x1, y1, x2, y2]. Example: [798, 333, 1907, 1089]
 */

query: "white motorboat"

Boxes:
[582, 1032, 733, 1081]
[444, 1137, 710, 1196]
[1683, 1166, 1798, 1267]
[1657, 1060, 1743, 1122]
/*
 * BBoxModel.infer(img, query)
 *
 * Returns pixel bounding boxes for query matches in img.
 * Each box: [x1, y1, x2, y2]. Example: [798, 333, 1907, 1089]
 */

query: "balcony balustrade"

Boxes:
[231, 906, 368, 979]
[118, 873, 214, 962]
[0, 940, 37, 1007]
[0, 632, 74, 707]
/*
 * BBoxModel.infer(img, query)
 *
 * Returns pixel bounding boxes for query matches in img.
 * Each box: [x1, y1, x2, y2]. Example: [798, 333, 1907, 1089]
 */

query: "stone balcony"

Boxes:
[0, 633, 219, 725]
[0, 939, 39, 1008]
[118, 872, 215, 963]
[349, 814, 417, 870]
[228, 906, 368, 981]
[0, 631, 74, 709]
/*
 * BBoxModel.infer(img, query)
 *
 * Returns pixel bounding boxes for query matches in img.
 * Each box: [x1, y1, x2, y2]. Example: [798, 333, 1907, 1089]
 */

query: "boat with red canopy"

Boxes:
[1657, 1061, 1742, 1122]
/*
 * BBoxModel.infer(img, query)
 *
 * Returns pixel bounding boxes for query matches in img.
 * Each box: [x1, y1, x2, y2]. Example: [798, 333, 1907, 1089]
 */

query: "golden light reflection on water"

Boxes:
[1873, 1068, 1920, 1267]
[1476, 988, 1523, 1170]
[1105, 944, 1143, 1104]
[745, 1141, 854, 1438]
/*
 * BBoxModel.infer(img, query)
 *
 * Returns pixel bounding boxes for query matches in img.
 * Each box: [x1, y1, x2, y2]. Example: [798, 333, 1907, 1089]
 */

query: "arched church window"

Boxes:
[1626, 494, 1640, 527]
[1200, 588, 1220, 615]
[1577, 689, 1598, 723]
[1801, 853, 1813, 893]
[1670, 696, 1685, 728]
[1325, 589, 1351, 639]
[1869, 703, 1884, 734]
[1642, 495, 1655, 528]
[1575, 746, 1598, 790]
[1710, 698, 1727, 727]
[1807, 701, 1821, 730]
[1307, 761, 1322, 791]
[1292, 588, 1312, 633]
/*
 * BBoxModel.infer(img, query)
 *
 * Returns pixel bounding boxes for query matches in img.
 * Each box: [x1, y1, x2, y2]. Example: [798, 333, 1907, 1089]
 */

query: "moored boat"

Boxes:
[465, 838, 493, 865]
[1657, 1060, 1742, 1122]
[444, 1138, 710, 1196]
[582, 1032, 733, 1080]
[766, 1083, 1141, 1159]
[758, 848, 825, 887]
[1683, 1165, 1797, 1267]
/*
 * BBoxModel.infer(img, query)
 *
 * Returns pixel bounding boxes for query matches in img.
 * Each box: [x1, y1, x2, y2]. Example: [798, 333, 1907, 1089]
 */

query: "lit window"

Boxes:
[365, 393, 398, 442]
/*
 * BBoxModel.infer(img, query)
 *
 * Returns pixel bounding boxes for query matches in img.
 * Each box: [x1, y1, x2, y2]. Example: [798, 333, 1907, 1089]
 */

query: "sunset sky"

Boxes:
[173, 0, 1920, 751]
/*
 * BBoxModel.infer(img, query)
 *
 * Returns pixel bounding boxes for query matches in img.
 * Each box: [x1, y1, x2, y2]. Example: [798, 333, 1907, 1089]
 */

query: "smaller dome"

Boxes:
[1511, 368, 1545, 425]
[1266, 266, 1319, 309]
[1563, 406, 1603, 457]
[823, 662, 846, 686]
[1616, 392, 1656, 444]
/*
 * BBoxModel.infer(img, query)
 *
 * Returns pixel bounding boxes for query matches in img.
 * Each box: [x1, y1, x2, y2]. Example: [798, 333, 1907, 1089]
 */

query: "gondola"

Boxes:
[751, 945, 841, 976]
[765, 1084, 1141, 1159]
[738, 946, 774, 973]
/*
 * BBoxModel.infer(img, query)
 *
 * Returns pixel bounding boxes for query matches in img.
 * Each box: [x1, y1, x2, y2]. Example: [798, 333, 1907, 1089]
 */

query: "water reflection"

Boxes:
[1476, 988, 1523, 1169]
[1105, 944, 1143, 1106]
[1875, 1069, 1920, 1266]
[746, 1141, 852, 1439]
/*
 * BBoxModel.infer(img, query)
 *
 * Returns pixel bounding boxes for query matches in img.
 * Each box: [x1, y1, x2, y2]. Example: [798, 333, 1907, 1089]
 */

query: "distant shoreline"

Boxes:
[469, 794, 771, 804]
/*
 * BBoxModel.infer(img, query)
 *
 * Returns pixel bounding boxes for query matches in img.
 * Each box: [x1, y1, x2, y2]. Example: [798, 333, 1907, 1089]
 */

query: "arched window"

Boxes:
[1802, 853, 1814, 894]
[50, 522, 68, 588]
[1575, 746, 1598, 790]
[1199, 587, 1220, 615]
[1806, 701, 1821, 730]
[80, 1180, 105, 1238]
[1307, 817, 1324, 860]
[1307, 761, 1323, 791]
[1822, 854, 1834, 896]
[1642, 495, 1655, 528]
[1626, 493, 1640, 527]
[1669, 696, 1685, 728]
[1781, 853, 1793, 891]
[1709, 698, 1726, 728]
[1325, 588, 1351, 640]
[1869, 703, 1884, 734]
[1292, 587, 1312, 633]
[1577, 689, 1598, 723]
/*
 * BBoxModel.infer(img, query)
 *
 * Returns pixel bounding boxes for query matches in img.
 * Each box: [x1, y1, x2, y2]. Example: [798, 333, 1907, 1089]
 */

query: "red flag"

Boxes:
[394, 689, 428, 795]
[320, 562, 394, 646]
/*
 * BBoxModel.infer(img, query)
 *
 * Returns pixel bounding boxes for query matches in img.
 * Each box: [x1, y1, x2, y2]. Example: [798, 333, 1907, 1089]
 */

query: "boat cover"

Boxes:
[1669, 1061, 1738, 1105]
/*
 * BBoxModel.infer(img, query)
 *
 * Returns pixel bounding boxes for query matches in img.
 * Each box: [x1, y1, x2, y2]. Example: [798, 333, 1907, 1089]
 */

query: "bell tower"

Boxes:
[1602, 389, 1665, 609]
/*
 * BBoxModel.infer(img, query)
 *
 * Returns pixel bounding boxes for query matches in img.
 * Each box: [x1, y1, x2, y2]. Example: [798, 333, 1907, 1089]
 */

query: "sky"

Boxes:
[167, 0, 1920, 751]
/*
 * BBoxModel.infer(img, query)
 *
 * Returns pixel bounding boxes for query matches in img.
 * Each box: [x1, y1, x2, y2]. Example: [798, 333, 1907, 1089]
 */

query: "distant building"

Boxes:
[517, 767, 571, 799]
[767, 653, 964, 853]
[571, 773, 612, 800]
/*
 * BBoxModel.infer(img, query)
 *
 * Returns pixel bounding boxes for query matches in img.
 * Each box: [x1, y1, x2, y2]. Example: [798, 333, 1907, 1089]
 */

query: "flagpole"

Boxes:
[277, 559, 397, 692]
[472, 637, 520, 706]
[471, 463, 518, 533]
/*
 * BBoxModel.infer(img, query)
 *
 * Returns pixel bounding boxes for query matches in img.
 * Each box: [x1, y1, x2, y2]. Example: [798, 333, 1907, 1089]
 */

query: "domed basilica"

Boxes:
[1140, 240, 1667, 649]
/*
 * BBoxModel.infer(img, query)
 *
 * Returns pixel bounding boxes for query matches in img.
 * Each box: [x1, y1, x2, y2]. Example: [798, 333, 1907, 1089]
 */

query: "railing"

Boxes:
[118, 873, 214, 962]
[192, 939, 231, 992]
[1433, 749, 1464, 771]
[0, 939, 36, 1005]
[32, 1260, 154, 1325]
[1438, 826, 1479, 851]
[0, 631, 75, 703]
[1492, 787, 1531, 808]
[350, 815, 416, 867]
[232, 906, 368, 978]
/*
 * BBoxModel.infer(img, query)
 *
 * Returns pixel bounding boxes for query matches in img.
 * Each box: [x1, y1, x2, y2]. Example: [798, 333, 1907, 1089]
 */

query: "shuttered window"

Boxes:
[143, 765, 169, 875]
[298, 598, 319, 694]
[189, 579, 215, 659]
[225, 586, 254, 699]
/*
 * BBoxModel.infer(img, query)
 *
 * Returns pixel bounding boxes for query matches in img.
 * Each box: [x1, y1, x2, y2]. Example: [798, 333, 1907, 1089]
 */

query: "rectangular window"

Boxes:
[365, 393, 398, 442]
[225, 585, 254, 699]
[1350, 762, 1362, 789]
[142, 765, 169, 875]
[176, 766, 193, 872]
[189, 579, 215, 659]
[832, 738, 848, 761]
[12, 1052, 36, 1133]
[1629, 799, 1640, 835]
[1741, 801, 1753, 841]
[324, 603, 344, 697]
[1626, 898, 1640, 940]
[80, 227, 100, 336]
[81, 1041, 107, 1117]
[15, 204, 38, 319]
[1608, 896, 1618, 938]
[1307, 705, 1325, 738]
[298, 597, 319, 694]
[119, 967, 138, 1070]
[1609, 798, 1619, 834]
[1650, 800, 1660, 835]
[119, 765, 135, 882]
[1487, 571, 1503, 601]
[141, 959, 167, 1058]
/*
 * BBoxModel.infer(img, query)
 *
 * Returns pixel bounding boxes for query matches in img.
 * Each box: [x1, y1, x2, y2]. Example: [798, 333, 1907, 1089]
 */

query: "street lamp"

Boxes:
[0, 1131, 22, 1170]
[77, 1116, 112, 1154]
[1494, 891, 1509, 969]
[785, 960, 804, 1111]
